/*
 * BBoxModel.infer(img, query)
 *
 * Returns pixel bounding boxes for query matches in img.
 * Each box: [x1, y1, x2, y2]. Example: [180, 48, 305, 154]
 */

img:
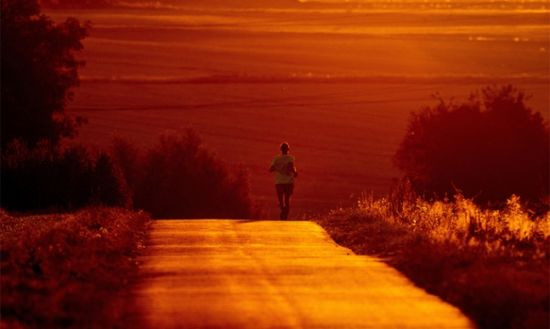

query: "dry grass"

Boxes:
[316, 194, 549, 329]
[0, 207, 151, 329]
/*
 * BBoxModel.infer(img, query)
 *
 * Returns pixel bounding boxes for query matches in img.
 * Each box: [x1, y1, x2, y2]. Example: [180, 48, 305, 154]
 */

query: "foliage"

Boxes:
[1, 130, 256, 217]
[111, 137, 141, 196]
[1, 0, 88, 148]
[1, 140, 130, 212]
[394, 85, 549, 205]
[111, 131, 258, 218]
[316, 190, 549, 329]
[0, 207, 151, 328]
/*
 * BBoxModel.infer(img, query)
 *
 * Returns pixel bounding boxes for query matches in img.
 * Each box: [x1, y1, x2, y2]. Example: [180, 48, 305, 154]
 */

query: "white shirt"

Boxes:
[270, 154, 296, 184]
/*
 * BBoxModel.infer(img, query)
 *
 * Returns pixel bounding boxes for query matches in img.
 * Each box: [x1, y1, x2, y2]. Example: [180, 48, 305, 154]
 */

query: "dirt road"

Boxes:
[126, 220, 474, 328]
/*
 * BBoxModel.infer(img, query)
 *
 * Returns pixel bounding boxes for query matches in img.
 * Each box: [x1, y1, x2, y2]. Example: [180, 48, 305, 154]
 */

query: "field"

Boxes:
[47, 4, 550, 217]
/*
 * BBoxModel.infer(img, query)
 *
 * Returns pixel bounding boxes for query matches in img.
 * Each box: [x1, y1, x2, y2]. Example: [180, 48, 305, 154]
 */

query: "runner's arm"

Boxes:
[290, 162, 298, 178]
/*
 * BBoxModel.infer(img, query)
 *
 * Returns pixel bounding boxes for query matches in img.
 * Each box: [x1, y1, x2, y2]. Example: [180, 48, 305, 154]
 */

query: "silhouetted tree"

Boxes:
[1, 0, 88, 148]
[92, 152, 130, 207]
[111, 137, 141, 194]
[127, 130, 256, 218]
[394, 85, 549, 205]
[1, 140, 129, 211]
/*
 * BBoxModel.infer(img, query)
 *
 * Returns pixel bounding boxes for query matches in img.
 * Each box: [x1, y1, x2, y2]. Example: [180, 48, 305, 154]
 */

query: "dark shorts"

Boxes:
[275, 183, 294, 196]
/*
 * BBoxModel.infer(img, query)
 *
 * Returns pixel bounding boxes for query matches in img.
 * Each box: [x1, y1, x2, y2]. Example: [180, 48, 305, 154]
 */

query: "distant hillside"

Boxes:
[123, 0, 302, 8]
[40, 0, 116, 8]
[40, 0, 303, 9]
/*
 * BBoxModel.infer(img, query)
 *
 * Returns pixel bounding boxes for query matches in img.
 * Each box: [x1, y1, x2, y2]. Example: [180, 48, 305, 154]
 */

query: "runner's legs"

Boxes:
[276, 184, 294, 220]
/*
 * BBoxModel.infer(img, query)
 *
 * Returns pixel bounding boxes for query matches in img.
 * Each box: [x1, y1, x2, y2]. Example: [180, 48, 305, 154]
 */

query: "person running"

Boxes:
[269, 142, 297, 220]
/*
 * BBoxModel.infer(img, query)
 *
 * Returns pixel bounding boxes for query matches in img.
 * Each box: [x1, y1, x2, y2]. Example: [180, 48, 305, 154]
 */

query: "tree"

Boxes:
[125, 130, 256, 218]
[1, 141, 129, 211]
[394, 85, 549, 205]
[92, 152, 130, 207]
[1, 0, 88, 148]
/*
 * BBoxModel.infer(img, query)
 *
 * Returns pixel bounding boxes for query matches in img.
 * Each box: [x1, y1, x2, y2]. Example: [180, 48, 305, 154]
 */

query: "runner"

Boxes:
[269, 142, 298, 220]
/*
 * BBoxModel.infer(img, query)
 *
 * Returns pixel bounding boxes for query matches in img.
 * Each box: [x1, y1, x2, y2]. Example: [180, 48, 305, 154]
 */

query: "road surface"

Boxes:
[126, 220, 474, 329]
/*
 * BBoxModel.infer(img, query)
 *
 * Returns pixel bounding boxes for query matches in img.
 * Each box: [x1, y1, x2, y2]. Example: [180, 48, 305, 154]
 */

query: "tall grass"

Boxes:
[359, 193, 548, 259]
[0, 207, 151, 328]
[316, 190, 549, 329]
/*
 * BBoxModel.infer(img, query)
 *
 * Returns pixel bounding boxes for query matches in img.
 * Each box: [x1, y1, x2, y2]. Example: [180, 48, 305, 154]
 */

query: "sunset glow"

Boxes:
[42, 0, 549, 217]
[2, 1, 549, 328]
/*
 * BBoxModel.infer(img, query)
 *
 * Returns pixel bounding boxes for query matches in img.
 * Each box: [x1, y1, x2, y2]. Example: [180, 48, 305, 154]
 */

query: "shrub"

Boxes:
[111, 137, 140, 195]
[0, 140, 130, 212]
[316, 193, 549, 329]
[394, 85, 549, 206]
[2, 130, 257, 218]
[111, 130, 257, 218]
[0, 207, 151, 328]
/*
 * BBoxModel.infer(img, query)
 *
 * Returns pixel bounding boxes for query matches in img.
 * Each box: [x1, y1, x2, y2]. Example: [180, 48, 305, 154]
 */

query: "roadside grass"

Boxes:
[315, 194, 549, 329]
[0, 207, 151, 328]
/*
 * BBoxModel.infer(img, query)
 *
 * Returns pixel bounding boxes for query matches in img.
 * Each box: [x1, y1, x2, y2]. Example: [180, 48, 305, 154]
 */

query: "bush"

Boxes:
[316, 193, 549, 329]
[111, 130, 258, 219]
[394, 85, 549, 206]
[1, 130, 257, 218]
[1, 140, 130, 212]
[0, 207, 151, 328]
